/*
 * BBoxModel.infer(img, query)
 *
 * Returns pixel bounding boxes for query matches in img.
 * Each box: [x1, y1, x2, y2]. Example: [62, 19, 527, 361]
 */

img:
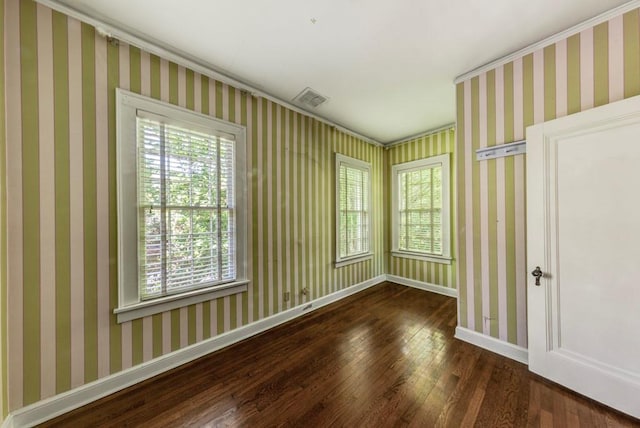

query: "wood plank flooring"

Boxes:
[43, 282, 640, 427]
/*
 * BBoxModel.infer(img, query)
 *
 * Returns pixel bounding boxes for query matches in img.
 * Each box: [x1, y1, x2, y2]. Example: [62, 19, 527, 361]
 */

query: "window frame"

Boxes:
[115, 89, 248, 323]
[335, 153, 373, 267]
[391, 153, 451, 264]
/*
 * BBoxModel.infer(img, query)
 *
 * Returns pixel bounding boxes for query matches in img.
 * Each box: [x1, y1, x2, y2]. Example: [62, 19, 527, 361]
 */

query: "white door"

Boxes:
[527, 95, 640, 419]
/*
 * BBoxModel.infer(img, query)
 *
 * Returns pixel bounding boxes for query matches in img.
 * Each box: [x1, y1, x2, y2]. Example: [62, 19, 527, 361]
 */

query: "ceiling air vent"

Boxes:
[293, 87, 328, 108]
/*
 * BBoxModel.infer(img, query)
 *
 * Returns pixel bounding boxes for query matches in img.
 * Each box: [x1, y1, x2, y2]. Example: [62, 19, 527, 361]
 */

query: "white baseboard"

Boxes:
[8, 275, 386, 428]
[1, 414, 14, 428]
[454, 326, 529, 365]
[385, 274, 458, 298]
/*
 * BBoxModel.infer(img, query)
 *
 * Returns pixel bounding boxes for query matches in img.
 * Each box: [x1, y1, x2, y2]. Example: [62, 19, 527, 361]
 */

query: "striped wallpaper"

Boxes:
[0, 0, 7, 420]
[10, 0, 637, 419]
[3, 0, 384, 411]
[455, 7, 640, 347]
[384, 129, 456, 290]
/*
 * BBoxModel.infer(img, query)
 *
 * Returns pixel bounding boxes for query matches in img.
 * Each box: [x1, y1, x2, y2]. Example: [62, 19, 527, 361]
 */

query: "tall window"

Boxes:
[335, 154, 372, 266]
[116, 90, 247, 322]
[391, 154, 451, 263]
[137, 114, 235, 299]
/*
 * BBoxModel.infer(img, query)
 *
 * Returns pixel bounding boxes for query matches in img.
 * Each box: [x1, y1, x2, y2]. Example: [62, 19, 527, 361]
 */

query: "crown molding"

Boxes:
[34, 0, 382, 147]
[385, 123, 455, 148]
[454, 0, 640, 84]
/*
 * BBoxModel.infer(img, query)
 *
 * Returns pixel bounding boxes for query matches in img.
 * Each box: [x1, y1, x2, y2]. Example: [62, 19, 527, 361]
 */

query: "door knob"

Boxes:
[531, 266, 543, 286]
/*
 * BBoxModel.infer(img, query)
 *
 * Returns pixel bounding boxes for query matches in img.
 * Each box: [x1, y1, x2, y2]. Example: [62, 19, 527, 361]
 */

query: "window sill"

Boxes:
[114, 280, 249, 323]
[391, 251, 452, 265]
[335, 253, 373, 268]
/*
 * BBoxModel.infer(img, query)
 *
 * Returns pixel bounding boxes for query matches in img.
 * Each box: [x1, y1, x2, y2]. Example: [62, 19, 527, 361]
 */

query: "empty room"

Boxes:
[0, 0, 639, 426]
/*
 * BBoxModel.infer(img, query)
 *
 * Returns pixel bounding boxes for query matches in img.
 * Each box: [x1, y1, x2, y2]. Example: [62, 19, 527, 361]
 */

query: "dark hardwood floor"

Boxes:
[43, 282, 639, 427]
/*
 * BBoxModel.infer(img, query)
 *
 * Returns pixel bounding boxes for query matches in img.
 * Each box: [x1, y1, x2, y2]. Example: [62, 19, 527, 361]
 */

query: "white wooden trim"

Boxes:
[455, 0, 640, 83]
[6, 275, 386, 428]
[386, 274, 458, 298]
[334, 254, 373, 268]
[455, 326, 529, 365]
[390, 251, 452, 265]
[114, 281, 249, 323]
[1, 414, 14, 428]
[33, 0, 381, 147]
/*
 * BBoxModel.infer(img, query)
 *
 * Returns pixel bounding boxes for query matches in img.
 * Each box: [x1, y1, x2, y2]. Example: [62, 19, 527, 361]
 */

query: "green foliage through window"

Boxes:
[137, 116, 236, 299]
[337, 156, 370, 260]
[398, 165, 442, 255]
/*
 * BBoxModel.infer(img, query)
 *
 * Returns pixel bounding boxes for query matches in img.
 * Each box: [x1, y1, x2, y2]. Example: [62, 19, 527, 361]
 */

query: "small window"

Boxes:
[115, 90, 248, 322]
[391, 154, 451, 264]
[335, 153, 372, 267]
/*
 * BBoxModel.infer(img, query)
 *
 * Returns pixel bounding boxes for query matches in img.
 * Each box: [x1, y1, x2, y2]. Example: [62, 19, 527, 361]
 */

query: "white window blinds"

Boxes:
[398, 165, 442, 255]
[337, 157, 370, 260]
[137, 113, 236, 299]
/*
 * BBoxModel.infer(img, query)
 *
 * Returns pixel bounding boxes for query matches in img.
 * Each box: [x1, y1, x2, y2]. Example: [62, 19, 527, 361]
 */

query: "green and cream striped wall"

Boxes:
[0, 0, 7, 420]
[455, 7, 640, 347]
[3, 0, 384, 411]
[384, 129, 457, 290]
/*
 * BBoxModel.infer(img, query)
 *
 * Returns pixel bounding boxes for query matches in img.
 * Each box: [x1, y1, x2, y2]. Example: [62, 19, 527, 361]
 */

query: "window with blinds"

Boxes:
[391, 154, 451, 263]
[137, 114, 236, 299]
[117, 90, 247, 322]
[336, 154, 371, 264]
[398, 165, 442, 254]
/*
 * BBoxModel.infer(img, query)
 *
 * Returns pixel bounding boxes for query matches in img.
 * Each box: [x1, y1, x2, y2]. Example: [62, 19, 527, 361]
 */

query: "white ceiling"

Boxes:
[60, 0, 630, 143]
